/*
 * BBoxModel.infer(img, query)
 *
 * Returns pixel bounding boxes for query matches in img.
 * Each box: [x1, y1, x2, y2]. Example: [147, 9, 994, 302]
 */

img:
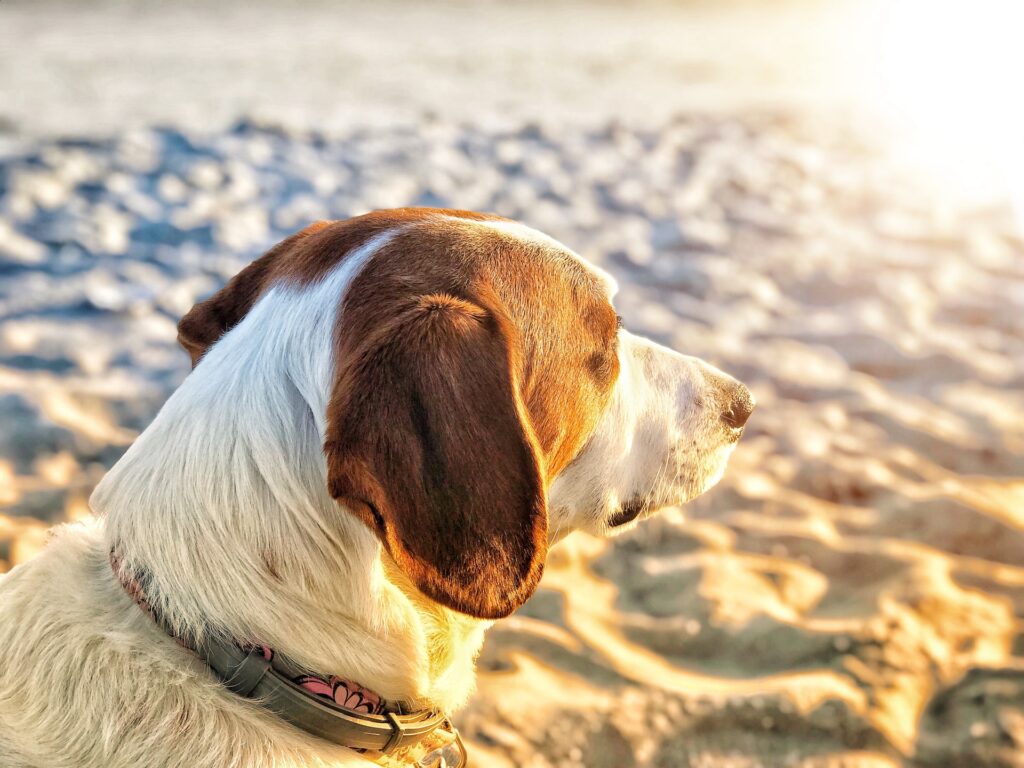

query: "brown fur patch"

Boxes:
[325, 288, 546, 618]
[324, 217, 618, 617]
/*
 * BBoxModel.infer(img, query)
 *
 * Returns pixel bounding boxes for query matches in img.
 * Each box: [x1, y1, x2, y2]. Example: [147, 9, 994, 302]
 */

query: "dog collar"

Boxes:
[110, 552, 468, 766]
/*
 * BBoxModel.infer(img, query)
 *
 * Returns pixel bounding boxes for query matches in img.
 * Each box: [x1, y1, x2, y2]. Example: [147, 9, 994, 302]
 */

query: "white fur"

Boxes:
[0, 217, 745, 767]
[548, 331, 742, 539]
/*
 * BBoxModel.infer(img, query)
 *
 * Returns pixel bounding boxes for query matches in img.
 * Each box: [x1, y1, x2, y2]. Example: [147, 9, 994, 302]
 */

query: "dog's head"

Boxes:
[178, 210, 752, 620]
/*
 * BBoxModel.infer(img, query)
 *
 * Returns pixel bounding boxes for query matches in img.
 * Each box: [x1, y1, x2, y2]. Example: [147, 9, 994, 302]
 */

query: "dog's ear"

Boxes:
[177, 222, 330, 367]
[325, 291, 548, 620]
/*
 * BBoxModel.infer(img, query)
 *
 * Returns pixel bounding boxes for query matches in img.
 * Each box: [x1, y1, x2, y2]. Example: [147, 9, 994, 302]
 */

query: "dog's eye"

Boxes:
[615, 314, 624, 330]
[366, 502, 386, 532]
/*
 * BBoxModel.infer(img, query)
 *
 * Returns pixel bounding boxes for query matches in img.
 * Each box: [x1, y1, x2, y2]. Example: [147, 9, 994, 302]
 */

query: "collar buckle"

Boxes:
[416, 721, 469, 767]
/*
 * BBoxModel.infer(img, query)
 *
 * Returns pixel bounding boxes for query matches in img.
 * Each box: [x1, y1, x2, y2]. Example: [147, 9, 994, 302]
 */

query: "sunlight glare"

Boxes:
[863, 0, 1024, 223]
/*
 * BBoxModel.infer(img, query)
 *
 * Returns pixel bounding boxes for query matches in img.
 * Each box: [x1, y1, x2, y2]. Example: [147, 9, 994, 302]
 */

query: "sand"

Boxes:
[2, 2, 1023, 766]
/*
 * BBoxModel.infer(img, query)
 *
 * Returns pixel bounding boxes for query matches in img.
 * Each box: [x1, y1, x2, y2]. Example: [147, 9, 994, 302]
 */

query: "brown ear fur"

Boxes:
[325, 291, 548, 620]
[176, 221, 330, 366]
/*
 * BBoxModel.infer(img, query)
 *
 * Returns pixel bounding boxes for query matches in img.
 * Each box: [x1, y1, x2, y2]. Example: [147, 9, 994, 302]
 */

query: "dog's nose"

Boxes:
[721, 383, 755, 429]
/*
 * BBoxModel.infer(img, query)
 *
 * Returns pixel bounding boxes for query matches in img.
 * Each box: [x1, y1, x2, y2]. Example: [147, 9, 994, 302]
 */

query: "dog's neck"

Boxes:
[92, 259, 488, 715]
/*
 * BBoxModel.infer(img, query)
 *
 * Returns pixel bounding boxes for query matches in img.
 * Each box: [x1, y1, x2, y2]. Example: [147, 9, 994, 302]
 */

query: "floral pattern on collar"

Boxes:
[248, 644, 385, 715]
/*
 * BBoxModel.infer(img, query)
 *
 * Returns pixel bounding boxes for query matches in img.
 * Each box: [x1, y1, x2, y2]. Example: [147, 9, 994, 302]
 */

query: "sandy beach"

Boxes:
[2, 2, 1023, 766]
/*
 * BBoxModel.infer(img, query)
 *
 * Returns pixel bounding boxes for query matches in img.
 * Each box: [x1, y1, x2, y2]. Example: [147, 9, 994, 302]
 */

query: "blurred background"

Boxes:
[1, 1, 1023, 766]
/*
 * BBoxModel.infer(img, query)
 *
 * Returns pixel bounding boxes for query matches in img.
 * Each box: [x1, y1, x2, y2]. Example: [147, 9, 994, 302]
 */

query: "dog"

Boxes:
[0, 209, 753, 767]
